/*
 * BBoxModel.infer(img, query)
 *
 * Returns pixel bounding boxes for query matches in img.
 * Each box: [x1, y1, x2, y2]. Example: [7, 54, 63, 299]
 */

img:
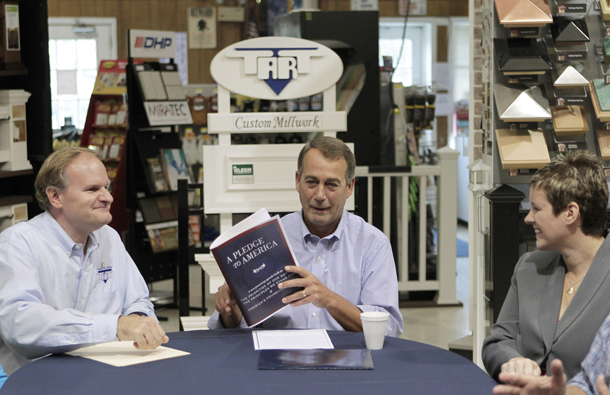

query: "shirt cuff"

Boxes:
[93, 313, 121, 341]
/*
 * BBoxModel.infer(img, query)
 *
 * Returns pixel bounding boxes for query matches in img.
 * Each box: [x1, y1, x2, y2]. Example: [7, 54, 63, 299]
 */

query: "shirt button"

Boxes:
[312, 312, 317, 317]
[317, 256, 321, 261]
[71, 338, 76, 343]
[103, 334, 107, 339]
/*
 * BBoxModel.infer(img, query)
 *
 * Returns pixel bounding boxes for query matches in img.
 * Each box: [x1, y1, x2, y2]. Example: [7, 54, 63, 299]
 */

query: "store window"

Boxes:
[48, 18, 117, 131]
[450, 21, 470, 103]
[379, 18, 431, 86]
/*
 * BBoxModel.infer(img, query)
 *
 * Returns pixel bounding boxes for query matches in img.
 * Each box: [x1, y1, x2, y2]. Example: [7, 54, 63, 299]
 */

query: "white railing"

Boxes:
[355, 146, 459, 305]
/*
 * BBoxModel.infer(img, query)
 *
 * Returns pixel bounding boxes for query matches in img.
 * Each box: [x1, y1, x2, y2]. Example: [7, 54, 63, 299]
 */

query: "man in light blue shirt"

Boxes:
[0, 363, 6, 390]
[208, 137, 403, 336]
[0, 147, 168, 376]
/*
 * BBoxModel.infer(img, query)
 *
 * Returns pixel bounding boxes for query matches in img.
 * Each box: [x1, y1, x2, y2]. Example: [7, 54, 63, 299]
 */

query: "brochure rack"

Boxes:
[80, 60, 130, 236]
[125, 29, 194, 314]
[469, 0, 610, 365]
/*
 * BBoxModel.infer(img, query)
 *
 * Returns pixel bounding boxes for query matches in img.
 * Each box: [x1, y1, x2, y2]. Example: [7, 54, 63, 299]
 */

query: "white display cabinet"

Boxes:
[0, 89, 31, 171]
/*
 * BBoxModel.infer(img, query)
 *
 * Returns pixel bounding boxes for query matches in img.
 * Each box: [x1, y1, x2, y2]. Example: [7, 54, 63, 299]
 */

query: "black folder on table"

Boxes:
[257, 349, 374, 370]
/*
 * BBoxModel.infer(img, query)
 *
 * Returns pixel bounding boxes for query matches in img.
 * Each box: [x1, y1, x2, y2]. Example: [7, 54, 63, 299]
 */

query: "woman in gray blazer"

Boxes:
[482, 150, 610, 382]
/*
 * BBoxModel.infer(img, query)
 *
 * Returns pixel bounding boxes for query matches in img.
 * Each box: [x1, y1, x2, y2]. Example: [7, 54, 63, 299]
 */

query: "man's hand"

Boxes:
[494, 359, 567, 395]
[278, 265, 334, 309]
[116, 314, 169, 350]
[501, 357, 542, 376]
[214, 283, 242, 328]
[278, 265, 364, 333]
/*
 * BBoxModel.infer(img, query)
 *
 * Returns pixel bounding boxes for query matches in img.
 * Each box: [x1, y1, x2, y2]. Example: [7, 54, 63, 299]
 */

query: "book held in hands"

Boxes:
[210, 208, 303, 327]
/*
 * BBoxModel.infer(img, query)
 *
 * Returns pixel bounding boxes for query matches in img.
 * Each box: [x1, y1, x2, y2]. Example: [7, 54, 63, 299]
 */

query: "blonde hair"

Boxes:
[35, 147, 99, 211]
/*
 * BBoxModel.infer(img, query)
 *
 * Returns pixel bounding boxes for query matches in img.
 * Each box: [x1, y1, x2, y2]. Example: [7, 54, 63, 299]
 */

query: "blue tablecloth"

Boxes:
[2, 330, 496, 395]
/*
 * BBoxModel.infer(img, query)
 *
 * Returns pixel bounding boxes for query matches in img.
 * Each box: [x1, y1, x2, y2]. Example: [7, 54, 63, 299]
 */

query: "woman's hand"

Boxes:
[501, 357, 542, 377]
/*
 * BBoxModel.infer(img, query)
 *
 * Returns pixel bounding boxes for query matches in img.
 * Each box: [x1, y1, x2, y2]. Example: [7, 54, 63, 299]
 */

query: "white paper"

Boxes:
[66, 341, 190, 367]
[432, 62, 453, 92]
[252, 329, 334, 350]
[138, 71, 167, 101]
[209, 207, 270, 249]
[188, 7, 217, 49]
[174, 32, 189, 85]
[435, 93, 455, 116]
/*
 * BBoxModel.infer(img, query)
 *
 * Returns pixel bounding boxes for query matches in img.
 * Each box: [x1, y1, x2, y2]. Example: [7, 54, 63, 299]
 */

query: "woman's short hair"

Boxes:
[530, 150, 608, 237]
[35, 147, 99, 211]
[297, 136, 356, 185]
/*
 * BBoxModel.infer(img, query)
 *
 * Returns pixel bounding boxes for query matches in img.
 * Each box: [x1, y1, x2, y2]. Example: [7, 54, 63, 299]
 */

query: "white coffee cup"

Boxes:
[360, 311, 390, 350]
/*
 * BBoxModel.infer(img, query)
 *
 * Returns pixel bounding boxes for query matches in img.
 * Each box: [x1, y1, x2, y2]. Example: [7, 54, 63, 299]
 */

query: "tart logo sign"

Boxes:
[231, 47, 319, 95]
[211, 37, 343, 100]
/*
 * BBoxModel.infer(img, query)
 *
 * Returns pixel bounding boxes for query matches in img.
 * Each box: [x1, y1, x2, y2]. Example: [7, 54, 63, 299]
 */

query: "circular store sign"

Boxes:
[210, 37, 344, 100]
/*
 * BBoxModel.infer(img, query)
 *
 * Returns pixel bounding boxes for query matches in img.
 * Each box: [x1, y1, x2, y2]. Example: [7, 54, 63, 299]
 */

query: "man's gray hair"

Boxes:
[297, 136, 356, 185]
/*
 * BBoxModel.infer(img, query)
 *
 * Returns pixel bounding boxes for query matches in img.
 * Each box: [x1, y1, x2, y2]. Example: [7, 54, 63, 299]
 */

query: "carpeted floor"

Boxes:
[457, 238, 468, 257]
[432, 229, 469, 258]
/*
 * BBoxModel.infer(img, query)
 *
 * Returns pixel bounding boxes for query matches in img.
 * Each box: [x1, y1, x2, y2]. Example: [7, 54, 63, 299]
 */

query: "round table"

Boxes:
[2, 330, 496, 395]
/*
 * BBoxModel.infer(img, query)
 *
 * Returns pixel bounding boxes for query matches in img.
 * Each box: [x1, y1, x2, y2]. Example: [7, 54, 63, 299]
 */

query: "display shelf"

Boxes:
[0, 0, 52, 219]
[472, 0, 610, 364]
[0, 168, 32, 179]
[274, 11, 381, 166]
[80, 90, 130, 237]
[124, 29, 195, 320]
[0, 63, 27, 76]
[0, 195, 32, 206]
[483, 0, 606, 184]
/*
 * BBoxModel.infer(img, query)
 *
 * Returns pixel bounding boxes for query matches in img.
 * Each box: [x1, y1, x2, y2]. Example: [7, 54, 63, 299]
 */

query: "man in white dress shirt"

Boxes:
[0, 147, 168, 375]
[208, 137, 403, 336]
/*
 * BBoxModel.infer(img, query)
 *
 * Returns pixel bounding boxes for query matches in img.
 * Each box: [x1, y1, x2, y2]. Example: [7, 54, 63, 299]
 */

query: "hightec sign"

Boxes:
[129, 29, 175, 59]
[210, 37, 343, 100]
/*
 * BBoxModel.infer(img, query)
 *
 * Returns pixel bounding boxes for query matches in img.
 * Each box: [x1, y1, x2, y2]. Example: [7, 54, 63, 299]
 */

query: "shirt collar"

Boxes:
[41, 211, 100, 254]
[298, 209, 348, 244]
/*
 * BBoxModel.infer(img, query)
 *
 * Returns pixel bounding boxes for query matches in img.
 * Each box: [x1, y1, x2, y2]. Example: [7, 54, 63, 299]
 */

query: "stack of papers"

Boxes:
[252, 329, 334, 350]
[161, 71, 186, 100]
[66, 341, 190, 367]
[138, 71, 168, 101]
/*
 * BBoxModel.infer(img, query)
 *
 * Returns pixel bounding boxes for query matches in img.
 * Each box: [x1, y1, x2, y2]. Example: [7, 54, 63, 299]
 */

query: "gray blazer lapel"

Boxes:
[555, 236, 610, 340]
[537, 256, 564, 356]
